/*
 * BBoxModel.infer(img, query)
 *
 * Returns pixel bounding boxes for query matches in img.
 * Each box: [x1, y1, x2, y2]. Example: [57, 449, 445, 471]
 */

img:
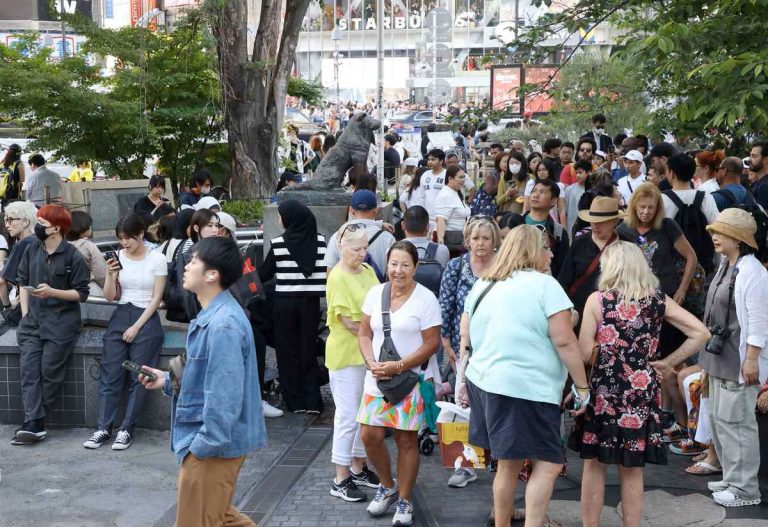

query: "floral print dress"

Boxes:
[575, 289, 668, 467]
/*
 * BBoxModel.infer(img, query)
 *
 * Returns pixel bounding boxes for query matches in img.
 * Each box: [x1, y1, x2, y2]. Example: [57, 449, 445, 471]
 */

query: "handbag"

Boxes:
[376, 282, 424, 405]
[567, 339, 600, 451]
[443, 230, 465, 253]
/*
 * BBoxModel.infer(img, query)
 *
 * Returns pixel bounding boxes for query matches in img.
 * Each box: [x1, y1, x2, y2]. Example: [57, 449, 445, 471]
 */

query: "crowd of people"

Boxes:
[2, 111, 768, 526]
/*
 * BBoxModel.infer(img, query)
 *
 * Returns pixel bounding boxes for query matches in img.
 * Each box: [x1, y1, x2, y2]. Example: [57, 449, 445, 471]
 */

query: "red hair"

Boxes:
[38, 204, 72, 236]
[696, 150, 725, 173]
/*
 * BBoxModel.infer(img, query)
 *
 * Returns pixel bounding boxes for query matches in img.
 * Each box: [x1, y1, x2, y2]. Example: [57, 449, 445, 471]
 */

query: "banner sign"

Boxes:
[490, 65, 522, 111]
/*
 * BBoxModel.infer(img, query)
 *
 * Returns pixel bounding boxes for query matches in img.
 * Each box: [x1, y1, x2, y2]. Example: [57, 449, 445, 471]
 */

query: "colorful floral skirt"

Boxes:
[356, 386, 425, 431]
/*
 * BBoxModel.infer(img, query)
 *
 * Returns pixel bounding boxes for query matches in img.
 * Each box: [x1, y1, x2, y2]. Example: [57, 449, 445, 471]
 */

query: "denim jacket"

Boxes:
[164, 289, 266, 463]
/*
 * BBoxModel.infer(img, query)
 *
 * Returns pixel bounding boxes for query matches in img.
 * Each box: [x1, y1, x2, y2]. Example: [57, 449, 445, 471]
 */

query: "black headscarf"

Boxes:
[173, 208, 195, 239]
[278, 200, 319, 277]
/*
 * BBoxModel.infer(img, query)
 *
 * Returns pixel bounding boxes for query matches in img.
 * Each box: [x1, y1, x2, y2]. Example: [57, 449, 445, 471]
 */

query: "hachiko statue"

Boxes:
[279, 113, 380, 203]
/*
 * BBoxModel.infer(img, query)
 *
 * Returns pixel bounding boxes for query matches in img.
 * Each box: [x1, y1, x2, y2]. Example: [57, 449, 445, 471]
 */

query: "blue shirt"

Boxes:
[751, 176, 768, 211]
[713, 183, 749, 211]
[464, 271, 573, 405]
[165, 289, 266, 463]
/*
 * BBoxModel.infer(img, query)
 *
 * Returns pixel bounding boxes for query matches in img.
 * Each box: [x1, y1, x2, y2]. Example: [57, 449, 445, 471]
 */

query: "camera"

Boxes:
[705, 325, 731, 355]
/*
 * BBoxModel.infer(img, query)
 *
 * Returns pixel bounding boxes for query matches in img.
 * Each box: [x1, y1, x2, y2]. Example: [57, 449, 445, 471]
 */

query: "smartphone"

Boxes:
[104, 250, 123, 270]
[122, 360, 157, 381]
[160, 196, 170, 202]
[21, 285, 36, 290]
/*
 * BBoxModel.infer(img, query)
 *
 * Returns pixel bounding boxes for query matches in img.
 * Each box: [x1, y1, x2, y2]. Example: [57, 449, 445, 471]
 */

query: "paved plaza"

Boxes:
[1, 405, 766, 527]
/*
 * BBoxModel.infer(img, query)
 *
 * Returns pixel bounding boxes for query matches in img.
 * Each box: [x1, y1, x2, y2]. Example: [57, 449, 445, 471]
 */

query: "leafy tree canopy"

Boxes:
[510, 0, 768, 139]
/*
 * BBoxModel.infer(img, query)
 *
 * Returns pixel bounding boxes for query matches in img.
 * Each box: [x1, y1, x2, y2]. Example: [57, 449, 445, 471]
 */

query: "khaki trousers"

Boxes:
[176, 454, 256, 527]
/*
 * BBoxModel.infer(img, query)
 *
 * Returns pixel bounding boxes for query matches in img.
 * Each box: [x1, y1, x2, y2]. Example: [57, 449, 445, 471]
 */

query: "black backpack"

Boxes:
[163, 242, 200, 323]
[714, 187, 768, 262]
[663, 191, 716, 274]
[414, 242, 444, 297]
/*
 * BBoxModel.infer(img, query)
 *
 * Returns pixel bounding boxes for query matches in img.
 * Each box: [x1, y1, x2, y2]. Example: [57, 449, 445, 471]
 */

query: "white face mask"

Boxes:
[593, 126, 604, 135]
[201, 186, 211, 195]
[509, 163, 522, 175]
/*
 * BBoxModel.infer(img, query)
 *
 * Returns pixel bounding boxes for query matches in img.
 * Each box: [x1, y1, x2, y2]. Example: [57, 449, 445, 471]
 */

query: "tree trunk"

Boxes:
[209, 0, 311, 199]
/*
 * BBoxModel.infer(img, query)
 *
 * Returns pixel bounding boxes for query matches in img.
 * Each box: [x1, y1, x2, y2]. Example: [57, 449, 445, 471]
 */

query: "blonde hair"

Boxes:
[482, 224, 543, 281]
[598, 242, 659, 304]
[5, 200, 38, 229]
[625, 182, 664, 230]
[464, 216, 501, 250]
[335, 222, 368, 248]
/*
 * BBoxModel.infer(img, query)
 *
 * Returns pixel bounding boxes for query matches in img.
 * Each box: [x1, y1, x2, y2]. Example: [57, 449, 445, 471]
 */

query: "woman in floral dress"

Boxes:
[574, 242, 709, 527]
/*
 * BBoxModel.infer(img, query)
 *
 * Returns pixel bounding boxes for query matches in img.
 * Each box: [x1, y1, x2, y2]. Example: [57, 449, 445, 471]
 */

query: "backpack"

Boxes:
[230, 243, 266, 309]
[163, 242, 199, 323]
[414, 242, 444, 297]
[663, 190, 716, 274]
[0, 162, 19, 199]
[714, 187, 768, 262]
[363, 228, 387, 282]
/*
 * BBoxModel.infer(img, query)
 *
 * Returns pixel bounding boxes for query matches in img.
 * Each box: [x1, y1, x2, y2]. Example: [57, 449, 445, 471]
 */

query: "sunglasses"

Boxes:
[339, 223, 364, 243]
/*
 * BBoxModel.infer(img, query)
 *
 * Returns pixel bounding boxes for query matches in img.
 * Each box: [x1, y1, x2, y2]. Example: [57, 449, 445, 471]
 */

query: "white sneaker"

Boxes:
[262, 400, 284, 418]
[392, 498, 413, 526]
[712, 489, 761, 507]
[367, 482, 399, 517]
[111, 430, 132, 451]
[447, 468, 477, 488]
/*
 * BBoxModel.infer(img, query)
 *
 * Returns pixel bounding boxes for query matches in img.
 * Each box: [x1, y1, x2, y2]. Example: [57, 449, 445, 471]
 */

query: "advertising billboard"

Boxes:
[38, 0, 93, 20]
[523, 65, 559, 114]
[490, 65, 522, 112]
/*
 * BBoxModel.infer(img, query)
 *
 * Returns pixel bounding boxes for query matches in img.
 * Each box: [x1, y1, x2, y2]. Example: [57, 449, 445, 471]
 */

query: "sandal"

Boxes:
[686, 461, 722, 475]
[486, 507, 526, 525]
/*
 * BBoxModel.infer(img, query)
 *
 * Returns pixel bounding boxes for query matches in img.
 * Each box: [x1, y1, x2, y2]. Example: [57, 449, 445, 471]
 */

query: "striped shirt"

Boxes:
[261, 234, 327, 297]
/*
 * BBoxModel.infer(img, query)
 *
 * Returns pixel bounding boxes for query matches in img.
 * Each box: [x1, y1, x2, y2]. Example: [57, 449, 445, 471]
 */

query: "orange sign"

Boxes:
[524, 65, 559, 114]
[130, 0, 143, 26]
[490, 65, 522, 111]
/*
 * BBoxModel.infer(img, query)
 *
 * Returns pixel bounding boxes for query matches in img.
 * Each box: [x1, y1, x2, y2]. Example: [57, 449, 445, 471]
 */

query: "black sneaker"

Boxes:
[330, 476, 367, 502]
[83, 429, 111, 449]
[351, 464, 381, 489]
[12, 420, 46, 445]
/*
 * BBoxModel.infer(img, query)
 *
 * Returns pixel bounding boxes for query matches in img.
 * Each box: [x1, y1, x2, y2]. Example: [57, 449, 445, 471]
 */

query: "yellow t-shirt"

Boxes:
[325, 264, 379, 371]
[68, 167, 94, 182]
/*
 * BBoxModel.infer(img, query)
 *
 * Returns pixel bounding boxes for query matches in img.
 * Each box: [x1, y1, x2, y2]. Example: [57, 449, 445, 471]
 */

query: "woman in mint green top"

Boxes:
[456, 225, 589, 527]
[325, 223, 381, 502]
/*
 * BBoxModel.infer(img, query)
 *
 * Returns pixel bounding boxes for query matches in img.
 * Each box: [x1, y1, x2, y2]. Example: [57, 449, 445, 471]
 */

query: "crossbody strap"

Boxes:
[568, 233, 616, 297]
[381, 282, 392, 338]
[466, 280, 498, 358]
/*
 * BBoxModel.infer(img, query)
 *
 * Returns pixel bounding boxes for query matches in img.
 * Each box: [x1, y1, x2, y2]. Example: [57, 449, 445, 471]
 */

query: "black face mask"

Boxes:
[34, 223, 52, 241]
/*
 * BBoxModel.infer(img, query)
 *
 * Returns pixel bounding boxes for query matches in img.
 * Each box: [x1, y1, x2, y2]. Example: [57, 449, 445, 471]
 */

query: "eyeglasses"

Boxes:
[339, 223, 363, 243]
[4, 217, 20, 224]
[579, 148, 593, 153]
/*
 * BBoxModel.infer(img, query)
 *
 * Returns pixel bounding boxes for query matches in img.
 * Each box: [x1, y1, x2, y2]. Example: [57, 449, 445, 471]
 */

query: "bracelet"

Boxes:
[574, 384, 589, 390]
[397, 361, 404, 374]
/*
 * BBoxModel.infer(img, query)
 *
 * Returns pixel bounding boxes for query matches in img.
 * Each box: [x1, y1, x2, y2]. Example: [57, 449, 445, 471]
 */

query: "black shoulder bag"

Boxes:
[376, 282, 425, 405]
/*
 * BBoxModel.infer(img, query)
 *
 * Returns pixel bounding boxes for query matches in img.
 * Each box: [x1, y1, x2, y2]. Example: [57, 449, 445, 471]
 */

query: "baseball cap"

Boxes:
[351, 189, 377, 211]
[216, 211, 237, 242]
[404, 157, 420, 167]
[621, 150, 644, 163]
[594, 150, 606, 159]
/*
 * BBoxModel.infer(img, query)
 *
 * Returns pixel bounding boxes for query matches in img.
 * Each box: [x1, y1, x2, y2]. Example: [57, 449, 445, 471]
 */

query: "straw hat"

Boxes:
[706, 208, 757, 249]
[577, 196, 626, 223]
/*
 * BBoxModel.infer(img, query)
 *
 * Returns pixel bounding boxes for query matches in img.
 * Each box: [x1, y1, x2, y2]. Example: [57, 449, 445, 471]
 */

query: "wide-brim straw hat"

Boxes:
[577, 196, 626, 223]
[706, 208, 757, 249]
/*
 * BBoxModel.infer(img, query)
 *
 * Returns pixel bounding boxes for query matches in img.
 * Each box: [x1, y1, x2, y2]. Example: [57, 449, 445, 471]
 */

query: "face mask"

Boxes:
[35, 223, 51, 241]
[509, 163, 522, 175]
[201, 186, 211, 195]
[594, 126, 604, 135]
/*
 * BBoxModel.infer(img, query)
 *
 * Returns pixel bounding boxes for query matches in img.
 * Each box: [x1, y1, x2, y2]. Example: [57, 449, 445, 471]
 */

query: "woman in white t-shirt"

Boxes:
[357, 241, 442, 525]
[435, 166, 471, 256]
[84, 214, 167, 451]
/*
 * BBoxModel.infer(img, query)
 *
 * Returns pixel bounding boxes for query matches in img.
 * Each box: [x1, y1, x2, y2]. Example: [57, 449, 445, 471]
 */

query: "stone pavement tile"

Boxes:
[719, 520, 768, 526]
[618, 489, 725, 527]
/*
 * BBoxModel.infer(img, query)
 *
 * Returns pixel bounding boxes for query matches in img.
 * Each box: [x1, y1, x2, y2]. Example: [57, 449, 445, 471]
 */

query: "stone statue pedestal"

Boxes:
[263, 202, 394, 256]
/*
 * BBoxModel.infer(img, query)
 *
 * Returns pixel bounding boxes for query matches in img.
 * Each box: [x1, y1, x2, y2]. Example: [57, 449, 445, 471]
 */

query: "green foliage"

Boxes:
[287, 77, 324, 106]
[0, 12, 220, 182]
[221, 199, 265, 224]
[542, 51, 651, 140]
[490, 123, 567, 147]
[514, 0, 768, 139]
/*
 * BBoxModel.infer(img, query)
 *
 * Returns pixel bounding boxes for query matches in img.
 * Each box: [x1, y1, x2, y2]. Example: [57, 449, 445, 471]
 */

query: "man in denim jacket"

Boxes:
[140, 237, 266, 526]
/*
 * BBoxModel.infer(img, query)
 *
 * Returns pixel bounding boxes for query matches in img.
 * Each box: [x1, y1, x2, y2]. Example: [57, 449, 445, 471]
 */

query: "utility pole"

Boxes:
[376, 0, 384, 190]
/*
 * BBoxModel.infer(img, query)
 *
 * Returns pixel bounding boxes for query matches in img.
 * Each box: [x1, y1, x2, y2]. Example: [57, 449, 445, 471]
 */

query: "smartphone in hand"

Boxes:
[122, 360, 157, 381]
[104, 250, 123, 270]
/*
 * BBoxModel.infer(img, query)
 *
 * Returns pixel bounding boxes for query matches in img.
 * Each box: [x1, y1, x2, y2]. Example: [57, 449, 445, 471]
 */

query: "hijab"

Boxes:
[278, 199, 319, 277]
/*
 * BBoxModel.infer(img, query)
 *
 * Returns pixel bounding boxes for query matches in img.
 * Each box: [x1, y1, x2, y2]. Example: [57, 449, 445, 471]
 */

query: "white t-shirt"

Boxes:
[361, 283, 442, 397]
[117, 250, 168, 308]
[434, 186, 470, 231]
[662, 189, 720, 224]
[699, 178, 720, 194]
[421, 169, 446, 218]
[617, 173, 646, 204]
[400, 184, 426, 211]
